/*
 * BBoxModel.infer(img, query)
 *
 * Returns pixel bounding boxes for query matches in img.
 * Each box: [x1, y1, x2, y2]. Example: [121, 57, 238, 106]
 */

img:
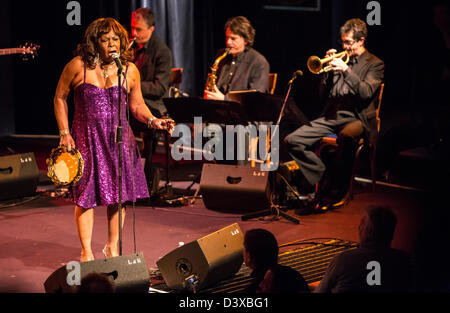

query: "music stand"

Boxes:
[163, 97, 249, 125]
[161, 98, 247, 202]
[227, 91, 309, 125]
[164, 95, 306, 224]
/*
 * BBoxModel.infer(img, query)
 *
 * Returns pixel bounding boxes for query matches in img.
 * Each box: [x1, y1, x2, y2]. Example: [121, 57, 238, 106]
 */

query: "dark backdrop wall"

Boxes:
[1, 0, 447, 160]
[0, 0, 14, 135]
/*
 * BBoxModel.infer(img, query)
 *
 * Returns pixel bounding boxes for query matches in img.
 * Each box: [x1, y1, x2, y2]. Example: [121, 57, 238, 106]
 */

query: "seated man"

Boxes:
[204, 16, 270, 100]
[284, 18, 384, 208]
[243, 228, 310, 293]
[130, 8, 173, 196]
[204, 16, 270, 166]
[315, 205, 414, 293]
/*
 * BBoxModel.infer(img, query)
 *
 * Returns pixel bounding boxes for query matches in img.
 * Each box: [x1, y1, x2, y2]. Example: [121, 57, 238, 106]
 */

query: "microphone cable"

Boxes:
[123, 69, 138, 255]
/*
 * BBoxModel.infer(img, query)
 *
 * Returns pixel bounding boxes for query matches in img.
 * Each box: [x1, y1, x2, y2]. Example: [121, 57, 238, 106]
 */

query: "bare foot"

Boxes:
[80, 251, 95, 262]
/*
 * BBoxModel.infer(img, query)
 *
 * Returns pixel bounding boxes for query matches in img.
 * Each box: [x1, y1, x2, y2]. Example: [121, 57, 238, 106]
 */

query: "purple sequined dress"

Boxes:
[70, 66, 149, 208]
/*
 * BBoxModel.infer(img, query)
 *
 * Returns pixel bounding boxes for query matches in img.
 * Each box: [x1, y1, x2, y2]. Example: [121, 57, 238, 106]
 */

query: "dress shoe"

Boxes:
[314, 192, 349, 213]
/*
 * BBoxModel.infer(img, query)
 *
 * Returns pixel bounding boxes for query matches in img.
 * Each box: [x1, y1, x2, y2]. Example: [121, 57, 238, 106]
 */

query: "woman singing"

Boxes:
[54, 18, 172, 262]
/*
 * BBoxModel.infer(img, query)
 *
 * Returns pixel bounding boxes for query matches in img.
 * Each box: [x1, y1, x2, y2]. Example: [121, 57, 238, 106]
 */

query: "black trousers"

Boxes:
[284, 111, 364, 194]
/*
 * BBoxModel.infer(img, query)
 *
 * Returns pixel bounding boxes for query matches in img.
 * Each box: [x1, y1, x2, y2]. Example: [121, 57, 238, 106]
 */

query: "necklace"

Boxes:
[102, 67, 111, 79]
[100, 61, 115, 79]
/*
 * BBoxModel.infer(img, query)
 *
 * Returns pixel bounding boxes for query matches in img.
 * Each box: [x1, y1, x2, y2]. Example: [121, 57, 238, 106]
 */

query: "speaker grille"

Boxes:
[157, 223, 244, 291]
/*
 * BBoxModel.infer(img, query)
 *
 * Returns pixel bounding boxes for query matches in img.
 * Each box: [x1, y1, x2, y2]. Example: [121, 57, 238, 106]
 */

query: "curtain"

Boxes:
[142, 0, 198, 96]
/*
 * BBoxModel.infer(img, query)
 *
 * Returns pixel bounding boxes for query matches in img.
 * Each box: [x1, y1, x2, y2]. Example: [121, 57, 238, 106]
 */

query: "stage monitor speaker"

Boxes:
[156, 223, 244, 291]
[44, 253, 150, 293]
[0, 152, 40, 201]
[199, 163, 271, 212]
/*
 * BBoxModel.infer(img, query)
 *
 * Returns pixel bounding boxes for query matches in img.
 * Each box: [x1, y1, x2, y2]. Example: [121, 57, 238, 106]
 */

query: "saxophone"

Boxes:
[205, 48, 230, 92]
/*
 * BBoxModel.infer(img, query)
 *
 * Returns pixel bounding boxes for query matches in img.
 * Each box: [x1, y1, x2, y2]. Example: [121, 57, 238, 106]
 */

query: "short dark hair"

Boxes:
[340, 18, 368, 42]
[134, 7, 156, 27]
[244, 229, 278, 269]
[224, 16, 256, 48]
[78, 273, 115, 293]
[364, 205, 397, 246]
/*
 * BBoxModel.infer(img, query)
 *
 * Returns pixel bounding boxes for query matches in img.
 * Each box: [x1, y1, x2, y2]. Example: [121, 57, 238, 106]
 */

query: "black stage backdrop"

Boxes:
[1, 0, 448, 165]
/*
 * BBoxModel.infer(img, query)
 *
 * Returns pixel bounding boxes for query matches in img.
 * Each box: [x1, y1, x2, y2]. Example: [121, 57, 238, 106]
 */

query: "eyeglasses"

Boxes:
[339, 39, 357, 45]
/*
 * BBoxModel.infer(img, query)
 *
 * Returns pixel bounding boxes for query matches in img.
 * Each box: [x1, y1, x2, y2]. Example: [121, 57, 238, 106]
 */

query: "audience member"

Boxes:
[243, 228, 310, 293]
[77, 272, 115, 293]
[315, 205, 414, 293]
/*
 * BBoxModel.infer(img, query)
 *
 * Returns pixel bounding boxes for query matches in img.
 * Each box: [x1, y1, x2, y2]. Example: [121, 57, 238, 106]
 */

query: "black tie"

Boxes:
[348, 56, 357, 67]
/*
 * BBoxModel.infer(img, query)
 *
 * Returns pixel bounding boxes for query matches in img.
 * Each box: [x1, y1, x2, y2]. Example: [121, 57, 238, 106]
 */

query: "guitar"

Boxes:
[0, 43, 40, 60]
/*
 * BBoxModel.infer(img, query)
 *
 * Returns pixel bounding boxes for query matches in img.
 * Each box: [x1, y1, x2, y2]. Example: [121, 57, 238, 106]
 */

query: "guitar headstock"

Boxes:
[20, 43, 40, 60]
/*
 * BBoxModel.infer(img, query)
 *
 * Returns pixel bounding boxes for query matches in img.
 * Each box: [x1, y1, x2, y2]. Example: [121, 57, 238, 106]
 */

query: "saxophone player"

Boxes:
[204, 16, 270, 100]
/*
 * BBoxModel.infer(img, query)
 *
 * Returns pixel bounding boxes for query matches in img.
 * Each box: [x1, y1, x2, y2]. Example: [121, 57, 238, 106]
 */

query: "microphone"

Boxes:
[170, 86, 189, 98]
[111, 52, 123, 73]
[288, 70, 303, 85]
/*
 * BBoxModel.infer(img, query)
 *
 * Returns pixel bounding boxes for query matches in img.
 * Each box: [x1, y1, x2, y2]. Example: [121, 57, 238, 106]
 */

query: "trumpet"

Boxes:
[307, 50, 349, 74]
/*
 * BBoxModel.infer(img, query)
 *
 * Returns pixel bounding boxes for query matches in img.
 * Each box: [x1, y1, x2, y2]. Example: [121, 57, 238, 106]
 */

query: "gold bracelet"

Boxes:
[59, 129, 70, 136]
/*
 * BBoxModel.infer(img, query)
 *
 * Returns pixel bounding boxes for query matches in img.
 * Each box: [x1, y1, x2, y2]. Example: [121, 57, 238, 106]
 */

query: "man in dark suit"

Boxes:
[284, 18, 384, 207]
[204, 16, 270, 100]
[203, 16, 270, 166]
[130, 8, 173, 195]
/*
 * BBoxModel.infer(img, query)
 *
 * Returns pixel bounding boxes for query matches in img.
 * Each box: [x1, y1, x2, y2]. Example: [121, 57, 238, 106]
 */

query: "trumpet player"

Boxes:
[204, 16, 270, 100]
[284, 18, 384, 211]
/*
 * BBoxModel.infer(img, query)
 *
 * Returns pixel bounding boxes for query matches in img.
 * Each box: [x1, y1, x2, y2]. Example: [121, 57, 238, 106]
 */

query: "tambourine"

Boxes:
[47, 146, 84, 186]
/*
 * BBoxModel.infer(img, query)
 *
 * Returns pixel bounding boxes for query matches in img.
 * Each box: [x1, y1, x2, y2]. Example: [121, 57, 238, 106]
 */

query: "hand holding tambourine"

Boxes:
[59, 132, 76, 152]
[47, 145, 84, 186]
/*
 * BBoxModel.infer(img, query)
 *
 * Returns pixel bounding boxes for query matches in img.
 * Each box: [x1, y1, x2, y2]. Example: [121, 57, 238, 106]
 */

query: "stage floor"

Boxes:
[0, 135, 448, 292]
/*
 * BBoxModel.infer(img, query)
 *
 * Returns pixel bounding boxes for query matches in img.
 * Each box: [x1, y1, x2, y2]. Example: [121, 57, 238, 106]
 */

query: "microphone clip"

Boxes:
[111, 53, 123, 74]
[288, 70, 303, 85]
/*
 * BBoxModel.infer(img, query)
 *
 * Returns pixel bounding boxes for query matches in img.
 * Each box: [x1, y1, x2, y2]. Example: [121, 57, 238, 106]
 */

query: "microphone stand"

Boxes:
[266, 71, 302, 173]
[115, 62, 124, 256]
[275, 72, 312, 204]
[241, 71, 302, 224]
[272, 74, 297, 143]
